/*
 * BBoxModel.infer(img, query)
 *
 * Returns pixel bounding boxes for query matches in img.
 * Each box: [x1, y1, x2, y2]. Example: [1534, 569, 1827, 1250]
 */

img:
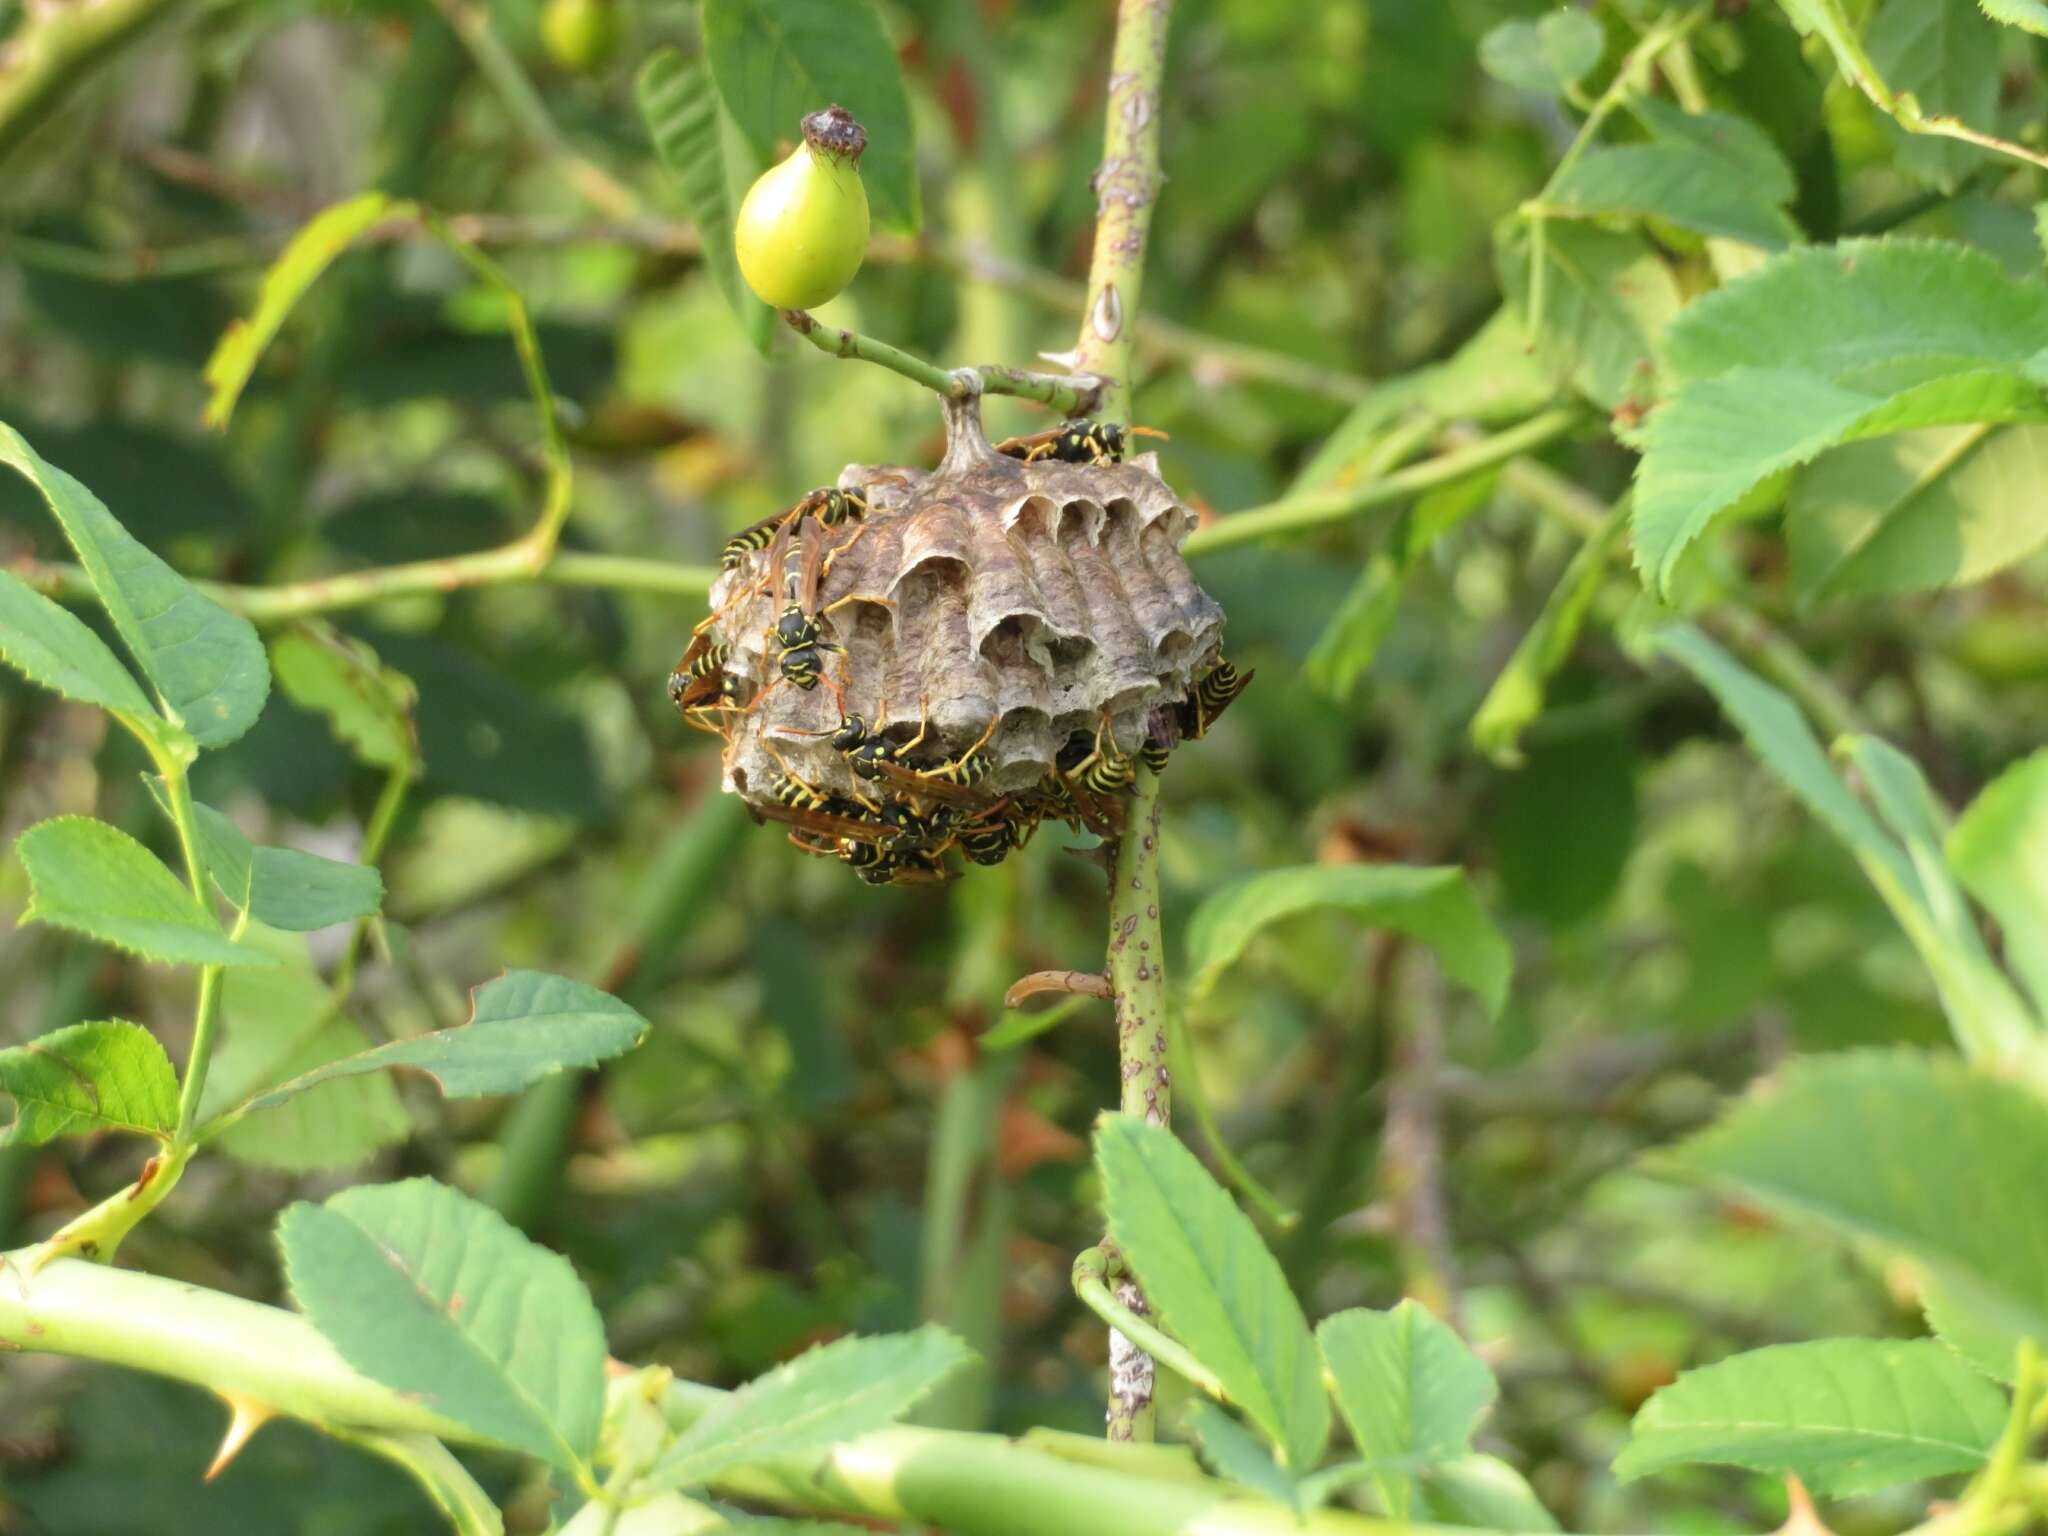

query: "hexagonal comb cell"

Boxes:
[674, 391, 1240, 884]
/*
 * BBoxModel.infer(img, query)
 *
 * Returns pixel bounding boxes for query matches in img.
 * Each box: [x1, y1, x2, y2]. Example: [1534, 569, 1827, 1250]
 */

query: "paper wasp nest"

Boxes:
[676, 393, 1235, 882]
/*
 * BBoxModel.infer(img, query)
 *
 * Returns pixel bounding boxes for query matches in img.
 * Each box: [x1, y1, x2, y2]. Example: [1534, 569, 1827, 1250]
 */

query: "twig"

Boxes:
[1073, 0, 1177, 1447]
[1070, 1, 1174, 424]
[1184, 408, 1584, 557]
[1103, 770, 1171, 1443]
[780, 310, 1103, 416]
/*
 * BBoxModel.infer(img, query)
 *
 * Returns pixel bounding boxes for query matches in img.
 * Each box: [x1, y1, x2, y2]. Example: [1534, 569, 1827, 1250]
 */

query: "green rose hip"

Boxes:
[735, 106, 870, 311]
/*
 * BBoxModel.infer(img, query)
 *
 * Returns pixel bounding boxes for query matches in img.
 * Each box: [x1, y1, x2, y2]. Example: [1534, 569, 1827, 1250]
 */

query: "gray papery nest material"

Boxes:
[696, 392, 1227, 873]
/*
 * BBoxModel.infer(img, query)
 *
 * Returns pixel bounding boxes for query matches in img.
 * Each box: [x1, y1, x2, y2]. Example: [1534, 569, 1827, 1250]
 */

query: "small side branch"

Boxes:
[781, 310, 1102, 416]
[1004, 970, 1113, 1009]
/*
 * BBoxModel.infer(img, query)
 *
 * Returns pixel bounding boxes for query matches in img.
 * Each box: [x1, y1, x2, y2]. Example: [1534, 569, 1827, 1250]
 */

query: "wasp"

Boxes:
[763, 521, 854, 694]
[720, 486, 872, 570]
[1065, 715, 1135, 797]
[1139, 734, 1171, 774]
[992, 419, 1167, 466]
[1177, 658, 1253, 740]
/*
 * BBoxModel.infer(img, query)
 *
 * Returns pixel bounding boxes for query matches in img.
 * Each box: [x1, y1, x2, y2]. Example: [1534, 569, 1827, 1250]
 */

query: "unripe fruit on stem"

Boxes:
[735, 106, 870, 310]
[541, 0, 620, 73]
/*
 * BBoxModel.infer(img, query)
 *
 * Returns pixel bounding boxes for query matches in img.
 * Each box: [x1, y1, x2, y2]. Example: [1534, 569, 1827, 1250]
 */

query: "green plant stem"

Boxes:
[331, 764, 412, 1001]
[16, 544, 717, 622]
[0, 1253, 1438, 1536]
[0, 1254, 475, 1440]
[1071, 0, 1174, 421]
[780, 309, 1103, 416]
[0, 0, 187, 165]
[1185, 408, 1584, 557]
[1072, 0, 1176, 1446]
[175, 961, 228, 1140]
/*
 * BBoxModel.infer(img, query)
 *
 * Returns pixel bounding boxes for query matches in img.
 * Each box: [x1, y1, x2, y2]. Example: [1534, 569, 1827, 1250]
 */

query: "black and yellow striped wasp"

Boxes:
[721, 486, 870, 570]
[992, 419, 1166, 466]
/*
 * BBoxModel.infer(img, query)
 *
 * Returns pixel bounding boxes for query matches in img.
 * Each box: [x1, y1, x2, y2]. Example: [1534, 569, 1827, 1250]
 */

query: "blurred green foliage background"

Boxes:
[2, 0, 2045, 1530]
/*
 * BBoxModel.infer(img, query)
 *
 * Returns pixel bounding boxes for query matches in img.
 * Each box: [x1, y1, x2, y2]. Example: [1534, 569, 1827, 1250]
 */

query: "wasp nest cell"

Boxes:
[671, 393, 1247, 884]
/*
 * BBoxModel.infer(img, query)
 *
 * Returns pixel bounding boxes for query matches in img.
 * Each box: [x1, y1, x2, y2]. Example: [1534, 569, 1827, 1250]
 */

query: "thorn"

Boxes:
[206, 1392, 276, 1480]
[1004, 969, 1113, 1010]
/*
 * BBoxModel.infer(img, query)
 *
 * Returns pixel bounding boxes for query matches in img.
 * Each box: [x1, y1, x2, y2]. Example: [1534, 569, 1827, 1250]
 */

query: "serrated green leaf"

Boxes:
[0, 422, 269, 748]
[1548, 142, 1798, 250]
[1472, 494, 1628, 765]
[0, 570, 170, 749]
[139, 778, 384, 931]
[700, 0, 919, 234]
[1318, 1302, 1497, 1519]
[1181, 1400, 1306, 1512]
[1788, 424, 2048, 603]
[1948, 749, 2048, 1016]
[1184, 863, 1510, 1018]
[1982, 0, 2048, 34]
[280, 1177, 606, 1472]
[1096, 1115, 1328, 1472]
[268, 624, 418, 774]
[1496, 221, 1682, 411]
[639, 50, 775, 353]
[242, 969, 647, 1114]
[1633, 365, 2048, 595]
[200, 949, 411, 1172]
[0, 1020, 178, 1145]
[650, 1327, 972, 1489]
[1477, 10, 1604, 95]
[1664, 1051, 2048, 1346]
[1868, 0, 2000, 191]
[1420, 1455, 1561, 1532]
[204, 193, 398, 429]
[1663, 240, 2048, 387]
[1616, 1338, 2007, 1495]
[14, 816, 275, 968]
